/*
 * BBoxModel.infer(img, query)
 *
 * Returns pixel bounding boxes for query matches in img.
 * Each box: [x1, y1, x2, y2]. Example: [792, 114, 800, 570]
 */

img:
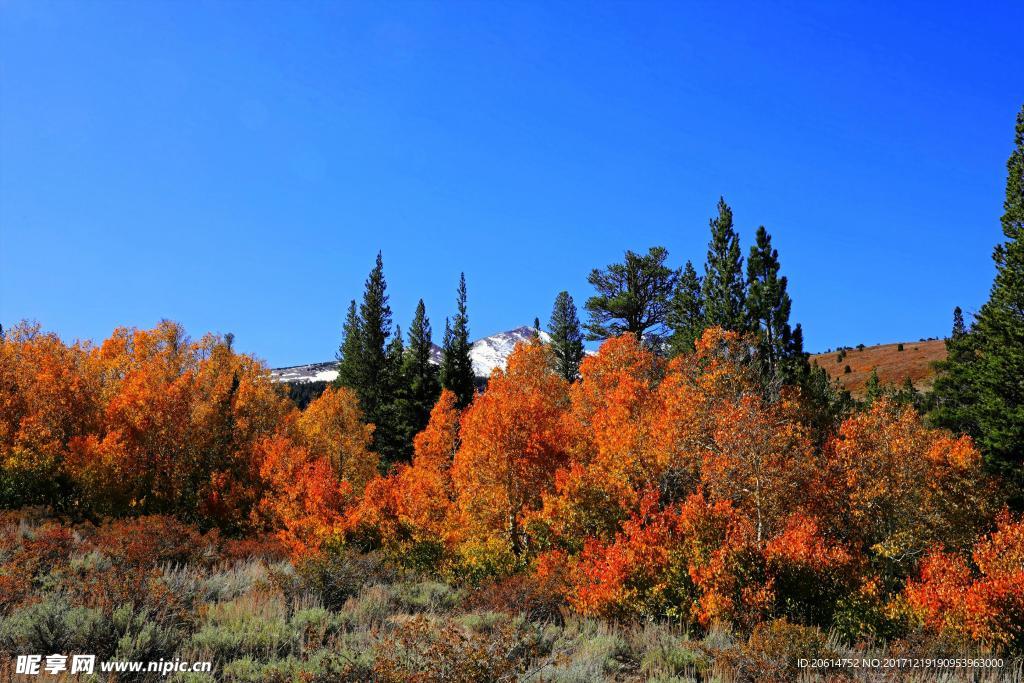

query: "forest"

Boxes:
[0, 106, 1021, 681]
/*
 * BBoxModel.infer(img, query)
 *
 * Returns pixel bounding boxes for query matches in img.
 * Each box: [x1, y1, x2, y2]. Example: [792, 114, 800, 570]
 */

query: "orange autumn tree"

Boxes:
[907, 510, 1024, 652]
[63, 322, 291, 529]
[1, 320, 313, 534]
[256, 433, 350, 557]
[355, 389, 461, 558]
[258, 386, 376, 556]
[295, 385, 377, 496]
[823, 400, 997, 580]
[656, 328, 819, 541]
[0, 322, 102, 509]
[560, 329, 855, 627]
[396, 388, 461, 540]
[535, 334, 663, 550]
[451, 340, 570, 560]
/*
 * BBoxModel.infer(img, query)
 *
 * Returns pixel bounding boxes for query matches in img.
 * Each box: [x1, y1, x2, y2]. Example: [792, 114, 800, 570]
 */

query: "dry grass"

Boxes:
[811, 340, 947, 397]
[4, 512, 1023, 682]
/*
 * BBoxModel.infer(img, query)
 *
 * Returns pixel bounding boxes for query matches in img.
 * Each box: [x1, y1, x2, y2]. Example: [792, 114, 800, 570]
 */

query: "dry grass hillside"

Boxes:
[811, 339, 947, 398]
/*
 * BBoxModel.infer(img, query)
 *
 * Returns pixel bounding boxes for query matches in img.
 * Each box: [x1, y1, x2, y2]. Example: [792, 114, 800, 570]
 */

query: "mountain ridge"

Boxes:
[271, 325, 552, 384]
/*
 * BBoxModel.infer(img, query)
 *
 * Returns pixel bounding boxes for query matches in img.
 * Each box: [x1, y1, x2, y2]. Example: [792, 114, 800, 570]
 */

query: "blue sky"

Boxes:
[2, 1, 1022, 367]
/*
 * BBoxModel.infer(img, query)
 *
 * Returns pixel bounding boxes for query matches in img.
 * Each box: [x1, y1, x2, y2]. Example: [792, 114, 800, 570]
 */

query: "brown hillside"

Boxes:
[810, 339, 947, 398]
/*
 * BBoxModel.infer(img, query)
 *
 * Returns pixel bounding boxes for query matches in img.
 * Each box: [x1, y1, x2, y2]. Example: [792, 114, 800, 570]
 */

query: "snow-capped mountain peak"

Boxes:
[271, 325, 552, 384]
[468, 325, 551, 377]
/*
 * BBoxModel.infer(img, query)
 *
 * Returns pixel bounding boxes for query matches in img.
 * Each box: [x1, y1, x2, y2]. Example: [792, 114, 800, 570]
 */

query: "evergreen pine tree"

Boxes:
[398, 299, 441, 455]
[336, 252, 402, 463]
[702, 197, 747, 332]
[953, 306, 966, 337]
[896, 377, 921, 410]
[549, 291, 585, 381]
[533, 317, 541, 338]
[929, 307, 980, 436]
[386, 325, 406, 403]
[745, 226, 805, 390]
[335, 299, 363, 390]
[864, 368, 882, 407]
[584, 246, 676, 345]
[800, 362, 853, 445]
[441, 273, 476, 408]
[964, 104, 1024, 496]
[666, 260, 704, 357]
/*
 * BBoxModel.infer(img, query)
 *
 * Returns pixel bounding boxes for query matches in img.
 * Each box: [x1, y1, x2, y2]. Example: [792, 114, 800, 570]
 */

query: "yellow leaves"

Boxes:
[411, 389, 460, 473]
[451, 340, 570, 553]
[825, 398, 995, 570]
[296, 386, 377, 495]
[925, 433, 981, 469]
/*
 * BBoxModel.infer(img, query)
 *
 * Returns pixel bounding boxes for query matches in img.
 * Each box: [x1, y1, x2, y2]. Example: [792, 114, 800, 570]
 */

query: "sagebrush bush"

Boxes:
[464, 572, 566, 623]
[295, 546, 392, 611]
[373, 614, 545, 683]
[1, 512, 1020, 682]
[711, 619, 835, 683]
[189, 595, 294, 661]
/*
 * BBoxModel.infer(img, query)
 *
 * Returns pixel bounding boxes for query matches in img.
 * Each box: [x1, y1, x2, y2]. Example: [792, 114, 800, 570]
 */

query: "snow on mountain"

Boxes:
[270, 326, 552, 384]
[270, 361, 340, 385]
[468, 326, 551, 377]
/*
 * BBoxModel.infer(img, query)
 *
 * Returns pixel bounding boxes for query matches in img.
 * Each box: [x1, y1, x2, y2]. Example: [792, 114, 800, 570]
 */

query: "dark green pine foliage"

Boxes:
[549, 291, 585, 381]
[398, 300, 441, 457]
[745, 226, 806, 389]
[441, 273, 476, 408]
[335, 299, 363, 390]
[928, 307, 980, 436]
[666, 260, 704, 357]
[584, 246, 677, 345]
[799, 362, 854, 446]
[702, 198, 747, 332]
[336, 253, 403, 463]
[895, 377, 922, 411]
[949, 105, 1024, 500]
[533, 317, 542, 338]
[375, 327, 409, 462]
[863, 368, 882, 407]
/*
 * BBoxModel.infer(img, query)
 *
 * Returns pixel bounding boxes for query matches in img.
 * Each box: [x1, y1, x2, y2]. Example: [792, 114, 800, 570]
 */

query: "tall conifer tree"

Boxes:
[864, 368, 882, 407]
[549, 291, 585, 381]
[398, 299, 441, 454]
[336, 299, 362, 390]
[745, 226, 805, 389]
[667, 260, 704, 357]
[929, 307, 979, 437]
[441, 273, 475, 407]
[931, 105, 1024, 501]
[702, 197, 746, 332]
[337, 253, 402, 463]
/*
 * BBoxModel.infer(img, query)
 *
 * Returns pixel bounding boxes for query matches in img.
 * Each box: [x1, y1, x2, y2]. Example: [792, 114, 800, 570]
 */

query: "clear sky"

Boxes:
[2, 1, 1022, 367]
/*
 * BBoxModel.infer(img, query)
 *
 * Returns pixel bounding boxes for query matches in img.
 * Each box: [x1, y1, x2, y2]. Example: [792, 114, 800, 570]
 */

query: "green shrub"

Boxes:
[712, 619, 835, 683]
[341, 584, 396, 627]
[392, 579, 461, 613]
[373, 615, 544, 682]
[447, 538, 520, 586]
[0, 597, 82, 654]
[295, 548, 391, 611]
[190, 596, 294, 661]
[636, 626, 708, 680]
[112, 605, 186, 669]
